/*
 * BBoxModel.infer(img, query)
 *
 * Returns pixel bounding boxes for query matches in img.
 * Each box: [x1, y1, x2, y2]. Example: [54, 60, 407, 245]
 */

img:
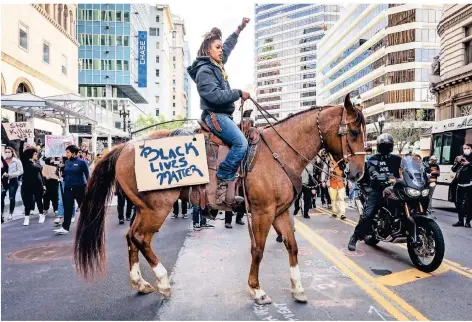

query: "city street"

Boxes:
[2, 201, 471, 321]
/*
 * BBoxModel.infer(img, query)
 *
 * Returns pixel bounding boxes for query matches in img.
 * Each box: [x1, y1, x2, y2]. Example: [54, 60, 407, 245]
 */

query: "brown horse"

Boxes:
[73, 94, 366, 305]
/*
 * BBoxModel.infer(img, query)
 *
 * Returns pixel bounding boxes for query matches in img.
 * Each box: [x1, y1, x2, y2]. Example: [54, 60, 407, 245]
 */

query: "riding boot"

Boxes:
[216, 178, 230, 206]
[348, 234, 358, 251]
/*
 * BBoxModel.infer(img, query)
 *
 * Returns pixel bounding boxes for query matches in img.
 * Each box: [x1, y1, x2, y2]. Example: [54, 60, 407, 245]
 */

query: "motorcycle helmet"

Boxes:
[376, 133, 394, 155]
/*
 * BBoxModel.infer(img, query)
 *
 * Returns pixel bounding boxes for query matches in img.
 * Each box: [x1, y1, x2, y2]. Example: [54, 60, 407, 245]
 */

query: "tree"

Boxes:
[387, 110, 424, 154]
[133, 114, 187, 136]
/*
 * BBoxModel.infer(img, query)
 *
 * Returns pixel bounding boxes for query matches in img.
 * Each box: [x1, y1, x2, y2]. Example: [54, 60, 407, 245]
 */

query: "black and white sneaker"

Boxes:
[171, 214, 178, 219]
[193, 223, 202, 231]
[201, 223, 215, 229]
[182, 214, 189, 219]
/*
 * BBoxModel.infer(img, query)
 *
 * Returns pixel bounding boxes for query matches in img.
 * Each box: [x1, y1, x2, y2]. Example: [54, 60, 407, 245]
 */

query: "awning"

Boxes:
[1, 92, 97, 124]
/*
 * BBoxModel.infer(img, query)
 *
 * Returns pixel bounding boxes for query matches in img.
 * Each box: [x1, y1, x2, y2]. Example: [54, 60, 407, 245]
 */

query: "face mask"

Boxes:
[4, 152, 12, 159]
[464, 149, 471, 156]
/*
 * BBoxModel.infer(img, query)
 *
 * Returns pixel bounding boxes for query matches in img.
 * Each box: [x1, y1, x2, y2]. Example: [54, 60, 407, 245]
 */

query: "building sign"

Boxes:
[134, 134, 210, 192]
[69, 124, 92, 134]
[432, 115, 472, 134]
[138, 31, 147, 88]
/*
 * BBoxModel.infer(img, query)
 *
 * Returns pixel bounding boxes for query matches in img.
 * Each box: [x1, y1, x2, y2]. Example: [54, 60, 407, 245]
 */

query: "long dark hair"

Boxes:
[197, 28, 222, 57]
[23, 147, 38, 161]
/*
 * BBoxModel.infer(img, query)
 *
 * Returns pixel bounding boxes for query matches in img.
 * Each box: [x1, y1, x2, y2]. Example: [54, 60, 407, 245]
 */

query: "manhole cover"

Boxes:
[7, 243, 73, 263]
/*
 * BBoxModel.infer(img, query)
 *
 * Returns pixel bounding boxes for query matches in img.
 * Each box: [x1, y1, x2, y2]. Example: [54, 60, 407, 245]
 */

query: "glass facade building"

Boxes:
[254, 4, 342, 125]
[77, 3, 149, 130]
[317, 4, 442, 140]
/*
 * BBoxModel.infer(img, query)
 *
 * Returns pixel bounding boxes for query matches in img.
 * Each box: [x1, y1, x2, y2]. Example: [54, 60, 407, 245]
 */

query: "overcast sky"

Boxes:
[166, 1, 256, 118]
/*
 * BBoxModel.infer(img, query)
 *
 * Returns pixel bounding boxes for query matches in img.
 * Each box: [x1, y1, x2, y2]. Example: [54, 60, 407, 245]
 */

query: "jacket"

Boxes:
[7, 157, 23, 180]
[22, 160, 45, 190]
[64, 157, 90, 187]
[452, 154, 472, 186]
[301, 163, 315, 186]
[367, 153, 402, 189]
[187, 32, 242, 120]
[328, 159, 345, 190]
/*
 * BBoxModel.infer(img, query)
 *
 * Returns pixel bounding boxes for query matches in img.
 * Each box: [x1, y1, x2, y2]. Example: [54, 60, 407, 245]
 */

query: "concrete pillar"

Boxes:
[63, 117, 70, 136]
[27, 108, 35, 145]
[107, 133, 112, 150]
[91, 126, 97, 155]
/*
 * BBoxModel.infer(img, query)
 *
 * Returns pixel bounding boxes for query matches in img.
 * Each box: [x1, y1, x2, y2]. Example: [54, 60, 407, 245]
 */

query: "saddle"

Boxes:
[189, 114, 260, 213]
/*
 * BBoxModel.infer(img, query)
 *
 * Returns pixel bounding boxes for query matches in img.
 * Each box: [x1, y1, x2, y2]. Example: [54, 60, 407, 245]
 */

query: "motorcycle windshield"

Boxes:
[401, 156, 426, 189]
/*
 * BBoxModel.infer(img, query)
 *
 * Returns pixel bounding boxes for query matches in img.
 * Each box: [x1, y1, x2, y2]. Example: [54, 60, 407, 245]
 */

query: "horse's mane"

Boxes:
[263, 104, 364, 128]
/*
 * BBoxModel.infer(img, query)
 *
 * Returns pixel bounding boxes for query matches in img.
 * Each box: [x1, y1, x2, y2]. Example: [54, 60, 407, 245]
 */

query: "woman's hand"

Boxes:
[43, 186, 47, 191]
[241, 91, 250, 101]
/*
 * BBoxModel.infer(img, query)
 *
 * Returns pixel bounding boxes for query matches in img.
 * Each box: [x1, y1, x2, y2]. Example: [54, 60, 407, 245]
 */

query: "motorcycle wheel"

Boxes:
[364, 234, 380, 246]
[407, 219, 445, 273]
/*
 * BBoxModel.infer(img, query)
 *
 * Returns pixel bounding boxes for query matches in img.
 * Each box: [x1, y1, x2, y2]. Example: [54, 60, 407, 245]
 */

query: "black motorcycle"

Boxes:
[355, 156, 445, 273]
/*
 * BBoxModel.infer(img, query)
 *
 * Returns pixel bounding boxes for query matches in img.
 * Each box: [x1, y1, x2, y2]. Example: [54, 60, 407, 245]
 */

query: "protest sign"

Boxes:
[44, 135, 78, 157]
[134, 134, 209, 191]
[3, 122, 34, 140]
[42, 164, 59, 180]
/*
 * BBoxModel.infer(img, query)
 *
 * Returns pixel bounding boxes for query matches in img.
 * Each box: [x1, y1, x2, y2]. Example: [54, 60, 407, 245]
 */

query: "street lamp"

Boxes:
[119, 106, 130, 133]
[378, 114, 386, 134]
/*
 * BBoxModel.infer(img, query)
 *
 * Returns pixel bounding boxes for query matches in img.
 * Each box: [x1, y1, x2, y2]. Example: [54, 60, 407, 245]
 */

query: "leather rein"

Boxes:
[247, 97, 366, 181]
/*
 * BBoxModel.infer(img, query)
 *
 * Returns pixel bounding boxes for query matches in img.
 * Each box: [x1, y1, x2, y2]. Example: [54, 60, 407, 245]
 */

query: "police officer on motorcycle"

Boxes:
[348, 133, 402, 251]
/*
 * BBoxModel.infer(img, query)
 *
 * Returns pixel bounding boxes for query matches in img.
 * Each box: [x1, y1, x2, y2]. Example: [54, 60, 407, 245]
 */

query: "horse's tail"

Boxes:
[74, 144, 126, 280]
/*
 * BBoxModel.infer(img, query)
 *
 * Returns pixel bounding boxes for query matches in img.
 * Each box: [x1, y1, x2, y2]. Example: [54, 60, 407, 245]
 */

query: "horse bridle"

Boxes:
[316, 105, 367, 172]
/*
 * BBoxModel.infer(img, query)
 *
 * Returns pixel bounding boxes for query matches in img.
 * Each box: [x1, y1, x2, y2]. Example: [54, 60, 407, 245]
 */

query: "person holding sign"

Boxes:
[20, 146, 46, 226]
[187, 18, 251, 206]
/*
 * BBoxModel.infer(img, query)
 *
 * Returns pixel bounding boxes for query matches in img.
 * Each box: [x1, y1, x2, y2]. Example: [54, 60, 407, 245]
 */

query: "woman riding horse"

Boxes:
[187, 18, 251, 207]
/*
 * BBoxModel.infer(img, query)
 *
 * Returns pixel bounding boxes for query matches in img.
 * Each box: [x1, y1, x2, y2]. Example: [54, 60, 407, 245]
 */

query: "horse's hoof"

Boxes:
[158, 287, 171, 298]
[292, 292, 308, 303]
[137, 282, 155, 294]
[254, 295, 272, 305]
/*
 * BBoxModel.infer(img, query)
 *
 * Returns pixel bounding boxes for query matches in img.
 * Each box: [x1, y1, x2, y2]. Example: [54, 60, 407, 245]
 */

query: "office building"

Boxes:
[77, 3, 149, 131]
[431, 4, 472, 121]
[170, 14, 187, 119]
[183, 41, 191, 118]
[317, 4, 442, 140]
[1, 4, 79, 135]
[254, 4, 342, 125]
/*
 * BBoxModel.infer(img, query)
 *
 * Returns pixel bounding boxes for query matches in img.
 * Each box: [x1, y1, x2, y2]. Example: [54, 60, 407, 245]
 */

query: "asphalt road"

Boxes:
[1, 200, 471, 321]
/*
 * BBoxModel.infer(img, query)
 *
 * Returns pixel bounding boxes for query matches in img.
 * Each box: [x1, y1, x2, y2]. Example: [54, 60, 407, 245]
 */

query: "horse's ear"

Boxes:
[344, 94, 353, 110]
[344, 94, 357, 123]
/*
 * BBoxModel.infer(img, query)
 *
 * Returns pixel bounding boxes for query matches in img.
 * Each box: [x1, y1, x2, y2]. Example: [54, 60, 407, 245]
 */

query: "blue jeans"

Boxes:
[58, 183, 75, 218]
[349, 183, 358, 200]
[205, 113, 248, 181]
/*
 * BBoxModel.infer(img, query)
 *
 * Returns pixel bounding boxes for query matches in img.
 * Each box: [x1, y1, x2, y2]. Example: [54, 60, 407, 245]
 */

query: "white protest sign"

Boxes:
[134, 134, 210, 192]
[44, 135, 79, 157]
[3, 122, 34, 140]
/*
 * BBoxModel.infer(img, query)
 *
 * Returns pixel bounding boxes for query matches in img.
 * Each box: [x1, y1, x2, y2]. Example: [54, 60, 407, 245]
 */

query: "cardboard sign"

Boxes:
[134, 134, 210, 192]
[3, 122, 34, 140]
[44, 135, 78, 157]
[42, 165, 59, 180]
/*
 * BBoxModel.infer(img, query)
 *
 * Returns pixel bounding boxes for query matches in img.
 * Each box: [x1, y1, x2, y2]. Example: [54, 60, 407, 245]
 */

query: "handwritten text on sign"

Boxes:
[3, 122, 34, 140]
[134, 134, 210, 191]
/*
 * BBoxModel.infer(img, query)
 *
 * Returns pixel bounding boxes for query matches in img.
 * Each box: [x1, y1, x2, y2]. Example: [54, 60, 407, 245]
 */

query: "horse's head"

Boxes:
[322, 94, 366, 182]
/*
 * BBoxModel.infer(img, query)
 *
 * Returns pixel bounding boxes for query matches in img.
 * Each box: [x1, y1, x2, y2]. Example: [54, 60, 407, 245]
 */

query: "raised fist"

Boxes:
[241, 18, 250, 29]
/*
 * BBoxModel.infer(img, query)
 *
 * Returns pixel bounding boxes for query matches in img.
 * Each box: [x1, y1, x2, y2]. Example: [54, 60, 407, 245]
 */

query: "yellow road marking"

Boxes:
[375, 266, 450, 286]
[295, 219, 428, 321]
[313, 206, 472, 279]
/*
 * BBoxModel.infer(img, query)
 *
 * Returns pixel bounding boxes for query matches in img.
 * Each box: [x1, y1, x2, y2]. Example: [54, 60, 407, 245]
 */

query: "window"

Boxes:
[155, 69, 159, 77]
[156, 15, 159, 22]
[156, 109, 160, 116]
[156, 42, 160, 49]
[173, 31, 176, 38]
[123, 36, 129, 46]
[155, 96, 160, 103]
[43, 41, 50, 64]
[123, 60, 129, 71]
[150, 28, 158, 36]
[19, 22, 28, 50]
[173, 64, 176, 69]
[173, 56, 176, 62]
[466, 41, 472, 65]
[156, 55, 159, 63]
[173, 87, 176, 92]
[172, 79, 176, 85]
[173, 103, 175, 107]
[116, 60, 123, 71]
[173, 111, 176, 116]
[62, 55, 68, 75]
[115, 122, 122, 129]
[116, 35, 123, 46]
[124, 11, 130, 22]
[116, 11, 122, 22]
[441, 133, 452, 164]
[173, 95, 175, 100]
